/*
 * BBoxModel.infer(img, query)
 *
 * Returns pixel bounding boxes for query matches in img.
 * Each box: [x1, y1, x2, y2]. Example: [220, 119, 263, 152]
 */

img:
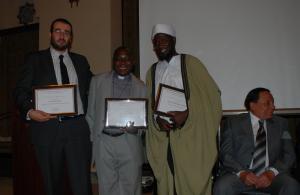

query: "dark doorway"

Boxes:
[122, 0, 140, 77]
[0, 23, 39, 139]
[0, 23, 39, 194]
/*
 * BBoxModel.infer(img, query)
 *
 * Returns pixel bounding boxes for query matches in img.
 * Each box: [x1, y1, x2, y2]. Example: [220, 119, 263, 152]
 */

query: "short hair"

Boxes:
[244, 87, 270, 110]
[113, 46, 131, 61]
[50, 18, 73, 36]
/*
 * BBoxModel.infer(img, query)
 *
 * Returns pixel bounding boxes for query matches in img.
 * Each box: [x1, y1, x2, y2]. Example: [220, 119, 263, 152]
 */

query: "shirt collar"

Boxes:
[112, 71, 132, 81]
[250, 112, 264, 127]
[158, 54, 180, 65]
[50, 46, 69, 59]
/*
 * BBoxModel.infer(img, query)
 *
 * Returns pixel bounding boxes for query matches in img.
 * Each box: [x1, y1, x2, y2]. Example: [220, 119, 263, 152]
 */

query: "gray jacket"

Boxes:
[219, 113, 296, 175]
[86, 72, 147, 142]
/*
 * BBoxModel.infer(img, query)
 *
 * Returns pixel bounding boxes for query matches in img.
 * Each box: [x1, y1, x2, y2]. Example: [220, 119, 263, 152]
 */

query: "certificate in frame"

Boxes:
[154, 83, 188, 117]
[104, 98, 148, 129]
[33, 84, 77, 116]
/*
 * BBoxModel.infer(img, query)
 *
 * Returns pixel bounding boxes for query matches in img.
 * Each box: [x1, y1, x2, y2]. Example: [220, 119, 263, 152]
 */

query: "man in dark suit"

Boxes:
[213, 87, 300, 195]
[14, 18, 93, 195]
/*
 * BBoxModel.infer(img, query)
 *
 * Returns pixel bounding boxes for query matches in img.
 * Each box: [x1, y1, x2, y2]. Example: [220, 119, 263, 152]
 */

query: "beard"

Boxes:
[50, 37, 71, 51]
[155, 48, 174, 62]
[157, 53, 169, 61]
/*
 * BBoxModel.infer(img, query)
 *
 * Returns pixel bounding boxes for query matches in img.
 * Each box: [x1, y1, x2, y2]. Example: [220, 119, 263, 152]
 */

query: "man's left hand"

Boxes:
[255, 170, 275, 189]
[168, 110, 188, 128]
[122, 126, 138, 134]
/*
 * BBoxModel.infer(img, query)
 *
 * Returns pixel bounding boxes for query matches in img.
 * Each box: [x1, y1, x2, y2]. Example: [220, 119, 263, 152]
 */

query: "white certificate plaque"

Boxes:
[155, 83, 188, 116]
[104, 98, 148, 129]
[33, 85, 77, 115]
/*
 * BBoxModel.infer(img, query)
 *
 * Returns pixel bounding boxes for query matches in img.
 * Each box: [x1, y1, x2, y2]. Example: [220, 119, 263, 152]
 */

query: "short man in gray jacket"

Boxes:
[86, 46, 146, 195]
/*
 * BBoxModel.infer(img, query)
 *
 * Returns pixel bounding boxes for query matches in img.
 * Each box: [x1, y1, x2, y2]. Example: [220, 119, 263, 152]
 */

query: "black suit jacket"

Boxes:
[219, 113, 296, 175]
[14, 48, 92, 145]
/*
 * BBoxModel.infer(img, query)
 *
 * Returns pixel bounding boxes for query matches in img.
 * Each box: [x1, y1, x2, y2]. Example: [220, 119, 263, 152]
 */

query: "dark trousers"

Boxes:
[213, 173, 300, 195]
[32, 116, 92, 195]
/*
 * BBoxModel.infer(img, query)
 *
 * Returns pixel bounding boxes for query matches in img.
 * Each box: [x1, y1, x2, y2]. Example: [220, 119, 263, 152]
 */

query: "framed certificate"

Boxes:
[155, 83, 188, 117]
[104, 98, 148, 129]
[33, 84, 77, 116]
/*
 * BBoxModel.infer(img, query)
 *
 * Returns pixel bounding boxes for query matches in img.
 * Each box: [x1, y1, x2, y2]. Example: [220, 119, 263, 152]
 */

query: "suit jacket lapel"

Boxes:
[69, 53, 80, 82]
[266, 118, 276, 160]
[69, 53, 83, 99]
[44, 49, 58, 84]
[243, 113, 255, 148]
[107, 73, 113, 97]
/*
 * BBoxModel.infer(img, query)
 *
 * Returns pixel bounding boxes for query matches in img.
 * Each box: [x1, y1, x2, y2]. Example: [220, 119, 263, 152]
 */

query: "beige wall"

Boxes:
[0, 0, 122, 74]
[0, 0, 25, 29]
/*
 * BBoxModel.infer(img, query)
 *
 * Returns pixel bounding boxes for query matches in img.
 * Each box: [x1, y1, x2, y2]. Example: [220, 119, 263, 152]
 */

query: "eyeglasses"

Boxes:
[53, 29, 71, 36]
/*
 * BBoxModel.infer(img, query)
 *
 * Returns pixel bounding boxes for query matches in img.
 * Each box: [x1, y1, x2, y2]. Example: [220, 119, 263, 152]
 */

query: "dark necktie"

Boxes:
[252, 120, 266, 175]
[59, 55, 70, 84]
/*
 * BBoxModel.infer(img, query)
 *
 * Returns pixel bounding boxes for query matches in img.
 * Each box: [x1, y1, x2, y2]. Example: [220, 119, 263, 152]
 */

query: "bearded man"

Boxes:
[14, 18, 93, 195]
[146, 24, 222, 195]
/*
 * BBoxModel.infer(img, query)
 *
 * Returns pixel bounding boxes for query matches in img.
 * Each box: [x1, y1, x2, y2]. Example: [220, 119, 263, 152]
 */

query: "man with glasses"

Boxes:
[14, 18, 93, 195]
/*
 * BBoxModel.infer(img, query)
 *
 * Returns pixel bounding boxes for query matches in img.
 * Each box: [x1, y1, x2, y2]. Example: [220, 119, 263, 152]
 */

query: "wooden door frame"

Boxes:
[122, 0, 140, 77]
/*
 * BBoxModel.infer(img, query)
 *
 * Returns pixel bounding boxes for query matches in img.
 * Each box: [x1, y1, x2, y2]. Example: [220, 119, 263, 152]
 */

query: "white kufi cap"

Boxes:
[151, 24, 176, 40]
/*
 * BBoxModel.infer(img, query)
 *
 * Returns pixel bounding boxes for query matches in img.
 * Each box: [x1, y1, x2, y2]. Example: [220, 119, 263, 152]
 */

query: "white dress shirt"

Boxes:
[50, 47, 84, 115]
[154, 54, 183, 96]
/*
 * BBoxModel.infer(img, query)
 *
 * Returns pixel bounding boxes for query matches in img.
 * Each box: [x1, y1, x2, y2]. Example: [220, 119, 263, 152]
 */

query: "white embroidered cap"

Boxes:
[151, 24, 176, 40]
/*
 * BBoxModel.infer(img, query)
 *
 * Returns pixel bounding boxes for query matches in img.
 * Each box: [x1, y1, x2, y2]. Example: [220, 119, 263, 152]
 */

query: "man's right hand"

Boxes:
[156, 116, 174, 131]
[239, 171, 259, 186]
[28, 109, 56, 122]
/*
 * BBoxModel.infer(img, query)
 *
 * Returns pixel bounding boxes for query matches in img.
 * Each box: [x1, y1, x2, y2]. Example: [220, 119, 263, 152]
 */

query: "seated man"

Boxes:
[213, 87, 300, 195]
